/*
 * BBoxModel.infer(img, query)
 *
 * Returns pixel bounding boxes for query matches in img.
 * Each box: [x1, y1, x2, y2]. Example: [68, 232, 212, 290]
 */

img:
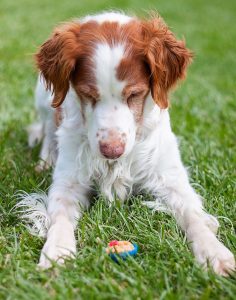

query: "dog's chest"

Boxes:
[94, 159, 133, 203]
[93, 144, 158, 202]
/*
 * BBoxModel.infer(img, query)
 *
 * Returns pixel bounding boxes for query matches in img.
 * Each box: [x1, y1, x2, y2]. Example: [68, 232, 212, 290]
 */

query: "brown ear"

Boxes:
[140, 17, 193, 108]
[35, 23, 80, 108]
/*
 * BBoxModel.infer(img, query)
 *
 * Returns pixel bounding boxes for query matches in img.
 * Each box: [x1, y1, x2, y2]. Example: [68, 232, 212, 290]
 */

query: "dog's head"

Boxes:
[36, 13, 192, 159]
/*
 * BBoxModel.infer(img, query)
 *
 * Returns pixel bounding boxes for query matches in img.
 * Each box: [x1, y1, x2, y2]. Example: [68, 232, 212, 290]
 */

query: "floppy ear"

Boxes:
[35, 23, 80, 108]
[141, 17, 193, 109]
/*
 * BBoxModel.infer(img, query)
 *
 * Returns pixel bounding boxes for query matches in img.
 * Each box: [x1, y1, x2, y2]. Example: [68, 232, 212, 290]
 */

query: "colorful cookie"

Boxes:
[106, 240, 138, 262]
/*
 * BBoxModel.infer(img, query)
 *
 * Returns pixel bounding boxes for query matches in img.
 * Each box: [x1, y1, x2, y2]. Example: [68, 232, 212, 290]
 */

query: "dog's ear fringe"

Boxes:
[134, 13, 193, 109]
[35, 22, 81, 108]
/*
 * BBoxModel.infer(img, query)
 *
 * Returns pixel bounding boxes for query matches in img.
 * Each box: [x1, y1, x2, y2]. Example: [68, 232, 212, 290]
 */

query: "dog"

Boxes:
[20, 11, 235, 275]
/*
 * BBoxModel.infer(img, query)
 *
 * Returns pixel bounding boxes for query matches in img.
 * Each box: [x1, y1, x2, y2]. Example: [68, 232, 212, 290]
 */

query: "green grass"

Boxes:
[0, 0, 236, 299]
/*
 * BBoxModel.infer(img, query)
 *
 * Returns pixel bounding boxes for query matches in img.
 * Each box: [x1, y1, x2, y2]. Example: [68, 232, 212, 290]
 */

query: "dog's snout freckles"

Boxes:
[97, 128, 126, 159]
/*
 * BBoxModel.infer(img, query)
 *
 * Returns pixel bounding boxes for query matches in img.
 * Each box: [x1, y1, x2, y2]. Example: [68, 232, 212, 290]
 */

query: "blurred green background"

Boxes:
[0, 0, 235, 299]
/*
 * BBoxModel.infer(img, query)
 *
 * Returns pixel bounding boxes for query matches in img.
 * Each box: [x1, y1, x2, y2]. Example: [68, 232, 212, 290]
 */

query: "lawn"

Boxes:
[0, 0, 236, 299]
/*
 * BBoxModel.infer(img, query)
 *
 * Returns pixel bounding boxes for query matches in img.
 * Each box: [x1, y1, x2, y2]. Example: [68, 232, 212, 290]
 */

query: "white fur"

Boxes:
[94, 44, 125, 97]
[87, 44, 136, 158]
[81, 11, 133, 25]
[19, 12, 235, 275]
[16, 191, 49, 237]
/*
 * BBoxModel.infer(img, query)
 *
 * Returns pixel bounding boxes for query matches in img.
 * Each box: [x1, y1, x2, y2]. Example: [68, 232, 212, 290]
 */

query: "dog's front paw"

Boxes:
[193, 237, 235, 276]
[38, 227, 76, 269]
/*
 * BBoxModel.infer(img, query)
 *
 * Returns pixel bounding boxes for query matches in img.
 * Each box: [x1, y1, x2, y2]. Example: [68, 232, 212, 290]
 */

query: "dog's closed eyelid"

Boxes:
[124, 84, 149, 99]
[77, 86, 100, 102]
[125, 89, 148, 103]
[127, 92, 142, 100]
[82, 93, 97, 101]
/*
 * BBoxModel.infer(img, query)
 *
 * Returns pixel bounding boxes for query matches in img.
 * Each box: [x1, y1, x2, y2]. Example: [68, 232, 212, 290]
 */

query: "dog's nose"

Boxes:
[99, 142, 125, 159]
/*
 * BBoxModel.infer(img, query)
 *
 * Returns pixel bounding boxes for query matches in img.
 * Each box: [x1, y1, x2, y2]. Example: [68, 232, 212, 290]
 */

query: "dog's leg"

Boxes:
[28, 76, 58, 171]
[38, 130, 90, 269]
[35, 119, 57, 172]
[28, 119, 57, 172]
[166, 183, 234, 276]
[145, 141, 235, 276]
[38, 179, 90, 269]
[27, 122, 44, 148]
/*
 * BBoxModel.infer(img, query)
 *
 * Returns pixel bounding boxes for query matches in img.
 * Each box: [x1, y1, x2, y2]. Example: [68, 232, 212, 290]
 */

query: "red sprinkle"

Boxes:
[109, 240, 119, 247]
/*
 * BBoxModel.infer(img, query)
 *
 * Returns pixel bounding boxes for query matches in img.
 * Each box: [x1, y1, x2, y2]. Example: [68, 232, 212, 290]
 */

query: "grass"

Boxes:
[0, 0, 236, 299]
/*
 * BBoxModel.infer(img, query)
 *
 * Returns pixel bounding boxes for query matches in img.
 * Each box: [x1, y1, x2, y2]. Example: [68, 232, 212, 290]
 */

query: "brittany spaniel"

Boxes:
[20, 11, 235, 275]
